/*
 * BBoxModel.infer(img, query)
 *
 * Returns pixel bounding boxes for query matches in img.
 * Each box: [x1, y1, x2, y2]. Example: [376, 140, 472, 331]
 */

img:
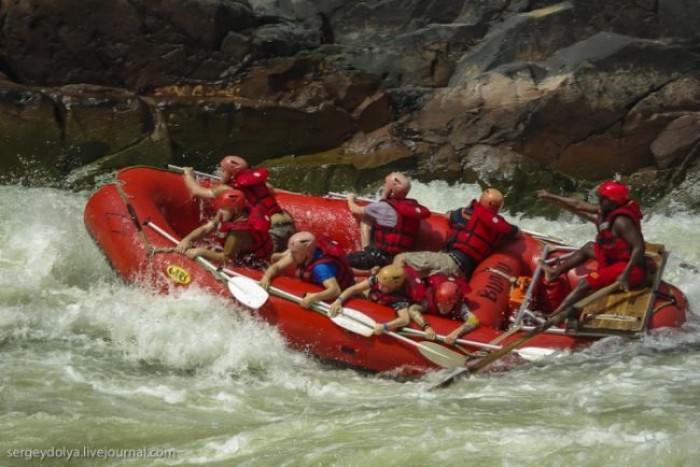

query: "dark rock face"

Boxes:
[0, 0, 258, 89]
[0, 0, 699, 200]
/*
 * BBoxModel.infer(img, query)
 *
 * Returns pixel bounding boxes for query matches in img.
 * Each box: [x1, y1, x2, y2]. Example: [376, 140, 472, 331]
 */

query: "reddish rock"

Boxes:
[651, 115, 700, 169]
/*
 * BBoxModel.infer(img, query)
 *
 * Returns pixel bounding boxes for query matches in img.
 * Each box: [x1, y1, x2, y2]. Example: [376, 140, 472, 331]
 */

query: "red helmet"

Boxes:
[479, 188, 504, 213]
[215, 189, 246, 213]
[383, 172, 411, 199]
[597, 181, 629, 205]
[287, 231, 317, 256]
[435, 281, 461, 313]
[220, 155, 249, 175]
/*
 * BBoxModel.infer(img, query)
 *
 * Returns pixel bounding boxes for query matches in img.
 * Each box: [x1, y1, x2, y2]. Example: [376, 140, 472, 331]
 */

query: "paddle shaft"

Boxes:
[322, 301, 466, 368]
[511, 245, 549, 325]
[261, 282, 373, 337]
[399, 328, 555, 358]
[256, 278, 464, 366]
[468, 280, 622, 374]
[144, 220, 269, 308]
[430, 281, 621, 390]
[145, 220, 221, 274]
[114, 182, 152, 251]
[168, 164, 221, 180]
[381, 330, 466, 368]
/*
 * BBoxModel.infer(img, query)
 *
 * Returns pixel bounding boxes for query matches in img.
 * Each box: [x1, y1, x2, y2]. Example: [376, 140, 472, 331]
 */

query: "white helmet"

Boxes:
[383, 172, 411, 199]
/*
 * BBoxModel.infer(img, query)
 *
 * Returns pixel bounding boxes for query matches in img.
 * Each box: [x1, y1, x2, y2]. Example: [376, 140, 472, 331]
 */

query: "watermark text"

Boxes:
[6, 446, 178, 462]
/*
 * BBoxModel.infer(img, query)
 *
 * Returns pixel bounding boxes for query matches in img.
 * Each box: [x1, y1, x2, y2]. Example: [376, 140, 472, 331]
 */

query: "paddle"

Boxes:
[167, 164, 221, 180]
[510, 245, 549, 325]
[230, 270, 464, 367]
[328, 308, 467, 369]
[326, 191, 565, 245]
[399, 328, 557, 361]
[258, 283, 374, 337]
[431, 281, 622, 389]
[144, 220, 269, 309]
[390, 334, 467, 369]
[114, 181, 153, 253]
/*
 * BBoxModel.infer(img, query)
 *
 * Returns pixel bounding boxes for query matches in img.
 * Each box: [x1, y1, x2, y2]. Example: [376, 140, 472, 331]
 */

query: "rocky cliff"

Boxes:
[1, 0, 699, 207]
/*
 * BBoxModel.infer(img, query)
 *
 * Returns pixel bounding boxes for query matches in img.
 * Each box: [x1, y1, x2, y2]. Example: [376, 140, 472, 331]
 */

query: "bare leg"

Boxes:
[360, 221, 372, 249]
[540, 242, 596, 282]
[150, 247, 176, 255]
[550, 280, 593, 318]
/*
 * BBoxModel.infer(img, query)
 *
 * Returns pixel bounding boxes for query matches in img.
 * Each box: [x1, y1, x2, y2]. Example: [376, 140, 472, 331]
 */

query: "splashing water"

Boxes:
[1, 181, 698, 466]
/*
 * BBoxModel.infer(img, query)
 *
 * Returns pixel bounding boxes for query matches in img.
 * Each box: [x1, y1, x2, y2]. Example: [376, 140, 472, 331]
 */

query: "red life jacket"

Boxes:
[421, 274, 470, 318]
[595, 201, 643, 265]
[372, 198, 431, 255]
[218, 206, 273, 263]
[227, 167, 283, 217]
[446, 200, 508, 263]
[296, 236, 356, 289]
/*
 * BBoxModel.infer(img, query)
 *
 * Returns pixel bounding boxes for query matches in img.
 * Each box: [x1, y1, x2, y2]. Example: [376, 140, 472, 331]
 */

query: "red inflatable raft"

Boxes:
[83, 167, 689, 376]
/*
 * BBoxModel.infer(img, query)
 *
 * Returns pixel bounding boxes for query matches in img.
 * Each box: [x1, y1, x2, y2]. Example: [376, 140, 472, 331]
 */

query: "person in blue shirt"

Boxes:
[260, 231, 355, 309]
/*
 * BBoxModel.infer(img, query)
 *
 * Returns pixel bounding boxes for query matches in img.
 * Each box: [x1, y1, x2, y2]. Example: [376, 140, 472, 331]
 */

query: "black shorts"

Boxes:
[346, 246, 391, 270]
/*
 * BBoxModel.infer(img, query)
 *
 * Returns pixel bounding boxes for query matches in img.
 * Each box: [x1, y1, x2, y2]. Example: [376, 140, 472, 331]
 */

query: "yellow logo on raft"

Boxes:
[166, 265, 191, 285]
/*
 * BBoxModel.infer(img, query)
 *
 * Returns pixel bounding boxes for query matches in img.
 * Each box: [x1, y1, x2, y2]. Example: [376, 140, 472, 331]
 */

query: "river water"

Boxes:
[1, 179, 698, 466]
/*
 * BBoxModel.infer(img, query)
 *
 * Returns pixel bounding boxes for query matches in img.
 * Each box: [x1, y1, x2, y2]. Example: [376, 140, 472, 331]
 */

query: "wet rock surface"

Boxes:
[1, 0, 699, 207]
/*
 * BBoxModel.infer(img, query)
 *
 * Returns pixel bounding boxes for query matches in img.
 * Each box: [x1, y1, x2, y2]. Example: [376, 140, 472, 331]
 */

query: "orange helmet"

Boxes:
[287, 231, 317, 257]
[220, 155, 249, 175]
[377, 265, 406, 290]
[383, 172, 411, 199]
[479, 188, 504, 213]
[435, 281, 461, 313]
[215, 189, 246, 213]
[597, 181, 629, 205]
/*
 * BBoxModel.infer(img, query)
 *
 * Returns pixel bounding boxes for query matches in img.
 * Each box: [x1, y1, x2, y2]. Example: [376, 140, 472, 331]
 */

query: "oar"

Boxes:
[326, 191, 565, 244]
[144, 220, 269, 309]
[259, 283, 374, 337]
[330, 307, 467, 369]
[114, 181, 153, 253]
[431, 281, 622, 389]
[510, 245, 549, 325]
[399, 328, 557, 361]
[167, 164, 221, 180]
[248, 276, 464, 367]
[217, 262, 375, 337]
[390, 333, 467, 369]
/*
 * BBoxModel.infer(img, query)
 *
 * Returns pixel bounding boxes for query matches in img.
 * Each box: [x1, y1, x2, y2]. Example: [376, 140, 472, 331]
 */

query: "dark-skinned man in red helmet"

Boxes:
[182, 155, 296, 253]
[536, 180, 646, 325]
[175, 188, 272, 269]
[393, 187, 520, 279]
[344, 172, 431, 273]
